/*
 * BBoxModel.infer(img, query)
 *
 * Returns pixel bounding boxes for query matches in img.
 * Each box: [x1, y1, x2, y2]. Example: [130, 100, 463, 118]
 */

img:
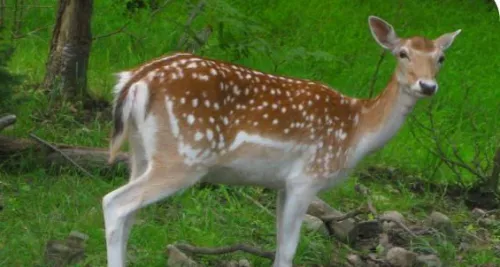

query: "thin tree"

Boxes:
[43, 0, 93, 100]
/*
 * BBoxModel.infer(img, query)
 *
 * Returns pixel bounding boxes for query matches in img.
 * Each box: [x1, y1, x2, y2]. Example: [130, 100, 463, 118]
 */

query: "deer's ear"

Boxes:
[368, 16, 400, 51]
[434, 29, 461, 51]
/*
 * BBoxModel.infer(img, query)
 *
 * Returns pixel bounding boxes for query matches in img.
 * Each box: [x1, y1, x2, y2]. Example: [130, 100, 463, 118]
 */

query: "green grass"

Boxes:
[6, 0, 499, 182]
[1, 0, 500, 266]
[2, 171, 499, 266]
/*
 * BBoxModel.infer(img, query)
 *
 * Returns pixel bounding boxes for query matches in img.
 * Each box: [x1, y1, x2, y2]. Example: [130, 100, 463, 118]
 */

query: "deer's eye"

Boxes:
[399, 50, 409, 59]
[438, 56, 445, 64]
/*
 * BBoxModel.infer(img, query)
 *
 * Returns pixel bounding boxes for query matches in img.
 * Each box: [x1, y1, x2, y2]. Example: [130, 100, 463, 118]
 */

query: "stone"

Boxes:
[238, 259, 251, 267]
[44, 231, 88, 266]
[166, 245, 199, 267]
[478, 217, 496, 228]
[416, 254, 442, 267]
[471, 208, 487, 219]
[223, 260, 239, 267]
[303, 214, 329, 237]
[380, 211, 405, 232]
[346, 254, 365, 267]
[307, 197, 355, 242]
[386, 247, 417, 267]
[426, 211, 456, 240]
[378, 233, 393, 253]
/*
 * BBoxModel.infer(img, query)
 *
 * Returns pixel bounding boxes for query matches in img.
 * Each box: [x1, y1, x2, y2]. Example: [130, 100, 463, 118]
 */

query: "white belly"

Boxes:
[202, 157, 296, 189]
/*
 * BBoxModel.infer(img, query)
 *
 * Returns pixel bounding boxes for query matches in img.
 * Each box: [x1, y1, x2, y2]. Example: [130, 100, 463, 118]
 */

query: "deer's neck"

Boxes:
[352, 75, 417, 158]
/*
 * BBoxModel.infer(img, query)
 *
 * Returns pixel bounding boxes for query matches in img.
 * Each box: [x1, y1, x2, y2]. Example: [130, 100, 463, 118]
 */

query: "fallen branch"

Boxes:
[380, 217, 417, 239]
[0, 114, 16, 132]
[321, 206, 366, 223]
[0, 133, 128, 172]
[307, 197, 356, 242]
[29, 133, 95, 178]
[174, 243, 275, 260]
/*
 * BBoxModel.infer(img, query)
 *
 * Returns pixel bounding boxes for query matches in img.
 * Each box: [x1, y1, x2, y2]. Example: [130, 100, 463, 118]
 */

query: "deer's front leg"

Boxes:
[273, 182, 318, 267]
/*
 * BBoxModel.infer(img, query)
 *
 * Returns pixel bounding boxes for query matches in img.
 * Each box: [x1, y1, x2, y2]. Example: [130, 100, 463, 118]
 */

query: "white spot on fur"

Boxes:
[198, 74, 210, 81]
[165, 97, 179, 137]
[353, 114, 359, 125]
[186, 62, 198, 69]
[194, 131, 204, 141]
[187, 114, 195, 125]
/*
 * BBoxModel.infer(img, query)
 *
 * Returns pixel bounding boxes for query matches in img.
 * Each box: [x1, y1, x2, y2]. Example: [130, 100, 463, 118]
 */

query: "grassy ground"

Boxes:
[1, 0, 500, 266]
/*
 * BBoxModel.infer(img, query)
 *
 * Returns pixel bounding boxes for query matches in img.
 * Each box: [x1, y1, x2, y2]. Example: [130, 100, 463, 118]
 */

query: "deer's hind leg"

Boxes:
[102, 150, 207, 267]
[118, 130, 149, 261]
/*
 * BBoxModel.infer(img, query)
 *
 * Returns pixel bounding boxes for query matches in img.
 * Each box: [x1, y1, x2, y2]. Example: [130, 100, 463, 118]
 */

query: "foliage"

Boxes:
[0, 27, 22, 112]
[1, 0, 499, 266]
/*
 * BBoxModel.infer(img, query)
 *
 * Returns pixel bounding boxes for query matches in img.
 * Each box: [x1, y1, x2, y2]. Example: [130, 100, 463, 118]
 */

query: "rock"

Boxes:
[303, 214, 329, 237]
[458, 241, 471, 252]
[346, 254, 365, 267]
[221, 259, 252, 267]
[426, 211, 456, 240]
[378, 233, 393, 253]
[238, 259, 251, 267]
[380, 211, 405, 232]
[44, 231, 88, 267]
[478, 217, 496, 228]
[387, 228, 412, 248]
[350, 220, 382, 249]
[386, 247, 417, 267]
[166, 245, 199, 267]
[476, 228, 491, 242]
[307, 197, 356, 242]
[223, 260, 239, 267]
[494, 244, 500, 258]
[66, 231, 88, 248]
[471, 208, 487, 219]
[416, 254, 442, 267]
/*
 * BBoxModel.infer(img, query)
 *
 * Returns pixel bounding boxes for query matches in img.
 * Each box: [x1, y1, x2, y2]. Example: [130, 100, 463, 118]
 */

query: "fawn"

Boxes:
[103, 15, 460, 267]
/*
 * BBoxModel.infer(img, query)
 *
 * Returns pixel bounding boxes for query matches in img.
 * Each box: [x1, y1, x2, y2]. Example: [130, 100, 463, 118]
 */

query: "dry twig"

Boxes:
[321, 207, 367, 223]
[12, 25, 51, 39]
[28, 133, 95, 178]
[176, 0, 207, 50]
[93, 22, 131, 41]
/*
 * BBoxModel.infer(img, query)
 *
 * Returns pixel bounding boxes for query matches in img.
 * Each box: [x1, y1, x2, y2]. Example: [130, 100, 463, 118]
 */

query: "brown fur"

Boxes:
[408, 36, 436, 52]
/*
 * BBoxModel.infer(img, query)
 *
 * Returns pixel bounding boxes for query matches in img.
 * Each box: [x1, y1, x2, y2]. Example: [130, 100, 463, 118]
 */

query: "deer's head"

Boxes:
[368, 16, 461, 98]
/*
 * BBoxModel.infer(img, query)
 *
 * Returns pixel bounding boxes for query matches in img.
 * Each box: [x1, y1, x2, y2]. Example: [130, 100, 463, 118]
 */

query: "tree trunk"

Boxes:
[43, 0, 93, 99]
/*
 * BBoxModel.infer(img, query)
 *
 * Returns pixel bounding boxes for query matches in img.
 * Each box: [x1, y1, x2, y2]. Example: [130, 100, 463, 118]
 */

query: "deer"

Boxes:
[102, 15, 461, 267]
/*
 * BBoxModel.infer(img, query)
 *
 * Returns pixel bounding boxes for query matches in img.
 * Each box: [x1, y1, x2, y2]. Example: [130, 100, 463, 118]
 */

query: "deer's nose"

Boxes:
[419, 80, 437, 95]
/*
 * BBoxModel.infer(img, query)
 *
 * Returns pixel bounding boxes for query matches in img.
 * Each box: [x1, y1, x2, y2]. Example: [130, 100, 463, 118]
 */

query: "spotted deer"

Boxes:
[103, 16, 461, 267]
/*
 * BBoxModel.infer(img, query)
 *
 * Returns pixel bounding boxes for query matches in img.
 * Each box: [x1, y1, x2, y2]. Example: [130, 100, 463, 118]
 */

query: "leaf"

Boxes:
[20, 184, 31, 192]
